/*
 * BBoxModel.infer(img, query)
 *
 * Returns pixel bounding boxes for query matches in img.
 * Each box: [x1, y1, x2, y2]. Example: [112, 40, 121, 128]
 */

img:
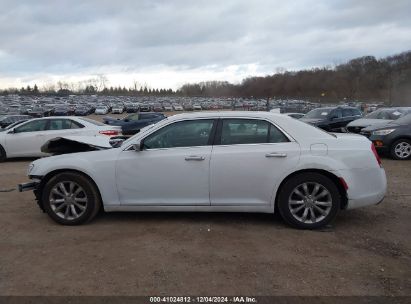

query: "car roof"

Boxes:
[167, 111, 288, 121]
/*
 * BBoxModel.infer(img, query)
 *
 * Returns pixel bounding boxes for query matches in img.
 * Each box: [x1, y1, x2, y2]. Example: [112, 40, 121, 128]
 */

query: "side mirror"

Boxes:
[329, 115, 338, 120]
[8, 128, 16, 134]
[124, 119, 129, 122]
[132, 143, 142, 152]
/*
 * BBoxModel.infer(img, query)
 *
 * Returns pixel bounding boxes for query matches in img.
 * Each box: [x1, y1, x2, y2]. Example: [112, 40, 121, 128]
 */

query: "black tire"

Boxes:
[390, 139, 411, 160]
[41, 172, 101, 225]
[0, 145, 6, 162]
[277, 172, 341, 229]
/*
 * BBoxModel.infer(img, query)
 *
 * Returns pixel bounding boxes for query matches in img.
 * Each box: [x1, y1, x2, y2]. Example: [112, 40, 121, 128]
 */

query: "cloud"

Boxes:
[0, 0, 410, 89]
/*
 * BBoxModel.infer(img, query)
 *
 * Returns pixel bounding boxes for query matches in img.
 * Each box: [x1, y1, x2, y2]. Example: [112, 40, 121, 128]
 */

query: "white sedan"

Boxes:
[18, 112, 386, 229]
[0, 117, 121, 160]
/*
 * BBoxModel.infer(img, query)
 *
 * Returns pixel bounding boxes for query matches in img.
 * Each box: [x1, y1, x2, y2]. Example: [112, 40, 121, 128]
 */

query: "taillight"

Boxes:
[371, 143, 382, 167]
[339, 177, 349, 191]
[99, 130, 119, 136]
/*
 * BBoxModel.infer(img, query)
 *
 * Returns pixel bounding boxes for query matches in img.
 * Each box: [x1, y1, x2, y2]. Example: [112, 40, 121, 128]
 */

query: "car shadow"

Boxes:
[95, 211, 286, 228]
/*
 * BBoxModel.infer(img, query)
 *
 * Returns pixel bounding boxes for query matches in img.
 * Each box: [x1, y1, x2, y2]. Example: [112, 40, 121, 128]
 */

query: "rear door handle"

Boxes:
[185, 155, 205, 161]
[265, 152, 287, 158]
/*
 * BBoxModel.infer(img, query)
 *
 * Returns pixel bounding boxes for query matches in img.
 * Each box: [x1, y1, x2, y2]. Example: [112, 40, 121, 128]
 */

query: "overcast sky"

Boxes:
[0, 0, 410, 90]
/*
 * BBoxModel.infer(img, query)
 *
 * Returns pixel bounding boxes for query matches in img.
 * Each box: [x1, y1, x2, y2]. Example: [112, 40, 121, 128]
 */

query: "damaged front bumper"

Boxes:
[18, 177, 45, 212]
[18, 180, 40, 192]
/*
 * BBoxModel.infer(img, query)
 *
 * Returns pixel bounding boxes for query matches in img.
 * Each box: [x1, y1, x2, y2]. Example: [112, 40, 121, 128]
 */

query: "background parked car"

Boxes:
[28, 105, 51, 118]
[152, 103, 163, 112]
[139, 104, 151, 112]
[95, 106, 109, 115]
[346, 107, 411, 133]
[121, 112, 167, 135]
[0, 117, 121, 161]
[125, 103, 139, 113]
[362, 113, 411, 160]
[173, 104, 183, 111]
[53, 106, 74, 116]
[111, 105, 125, 114]
[300, 106, 362, 132]
[74, 106, 92, 116]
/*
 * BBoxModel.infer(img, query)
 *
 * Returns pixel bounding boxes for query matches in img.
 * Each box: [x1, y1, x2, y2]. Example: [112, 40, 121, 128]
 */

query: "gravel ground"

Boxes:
[0, 118, 410, 296]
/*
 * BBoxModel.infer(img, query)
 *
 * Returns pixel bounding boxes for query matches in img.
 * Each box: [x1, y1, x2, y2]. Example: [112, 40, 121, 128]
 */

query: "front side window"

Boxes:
[14, 120, 47, 133]
[143, 119, 215, 149]
[220, 119, 289, 145]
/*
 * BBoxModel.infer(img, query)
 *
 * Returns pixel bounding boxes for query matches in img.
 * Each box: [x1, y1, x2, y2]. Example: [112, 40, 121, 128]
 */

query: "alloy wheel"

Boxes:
[394, 142, 411, 159]
[49, 181, 88, 220]
[288, 182, 332, 224]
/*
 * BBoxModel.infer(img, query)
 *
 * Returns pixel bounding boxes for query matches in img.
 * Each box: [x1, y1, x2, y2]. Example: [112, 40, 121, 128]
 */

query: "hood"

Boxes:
[347, 118, 392, 128]
[363, 122, 401, 132]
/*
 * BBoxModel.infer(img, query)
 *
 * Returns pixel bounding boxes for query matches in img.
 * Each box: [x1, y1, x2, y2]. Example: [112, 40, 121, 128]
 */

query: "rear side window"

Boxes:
[220, 119, 289, 145]
[48, 119, 84, 130]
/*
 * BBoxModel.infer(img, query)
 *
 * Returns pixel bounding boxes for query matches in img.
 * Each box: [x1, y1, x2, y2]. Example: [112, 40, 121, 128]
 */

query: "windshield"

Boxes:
[1, 120, 28, 131]
[365, 108, 410, 120]
[304, 108, 332, 119]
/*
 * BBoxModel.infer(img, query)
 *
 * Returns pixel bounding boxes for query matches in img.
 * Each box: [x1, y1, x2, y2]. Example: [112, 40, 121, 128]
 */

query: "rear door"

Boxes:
[210, 118, 300, 206]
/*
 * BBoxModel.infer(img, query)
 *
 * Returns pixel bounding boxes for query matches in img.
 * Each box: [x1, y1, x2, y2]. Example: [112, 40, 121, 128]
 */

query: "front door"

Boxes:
[116, 119, 216, 205]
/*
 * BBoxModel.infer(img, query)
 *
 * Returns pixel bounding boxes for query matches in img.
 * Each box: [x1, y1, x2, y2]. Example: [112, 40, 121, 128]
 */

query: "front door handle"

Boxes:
[265, 152, 287, 158]
[185, 155, 205, 161]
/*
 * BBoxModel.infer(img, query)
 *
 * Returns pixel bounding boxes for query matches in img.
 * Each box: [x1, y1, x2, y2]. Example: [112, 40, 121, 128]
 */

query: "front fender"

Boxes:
[31, 150, 120, 206]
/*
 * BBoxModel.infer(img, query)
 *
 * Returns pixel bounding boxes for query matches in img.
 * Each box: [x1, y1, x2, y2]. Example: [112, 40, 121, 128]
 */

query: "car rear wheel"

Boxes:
[0, 145, 6, 162]
[390, 139, 411, 160]
[277, 172, 341, 229]
[42, 172, 101, 225]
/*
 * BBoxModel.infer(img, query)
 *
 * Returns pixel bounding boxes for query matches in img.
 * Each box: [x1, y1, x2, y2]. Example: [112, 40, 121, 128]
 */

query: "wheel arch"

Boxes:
[0, 144, 6, 161]
[36, 169, 103, 210]
[274, 168, 348, 212]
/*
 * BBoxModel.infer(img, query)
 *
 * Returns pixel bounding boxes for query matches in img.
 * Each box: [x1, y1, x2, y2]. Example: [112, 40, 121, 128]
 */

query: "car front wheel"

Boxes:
[41, 172, 101, 225]
[277, 172, 341, 229]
